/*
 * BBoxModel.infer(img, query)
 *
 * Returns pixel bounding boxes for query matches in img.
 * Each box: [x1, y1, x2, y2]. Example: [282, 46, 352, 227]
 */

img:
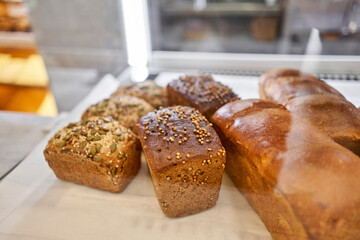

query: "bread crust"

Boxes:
[138, 106, 226, 217]
[43, 116, 141, 193]
[111, 80, 167, 109]
[286, 94, 360, 156]
[167, 75, 239, 119]
[211, 99, 360, 240]
[259, 68, 360, 156]
[82, 95, 153, 135]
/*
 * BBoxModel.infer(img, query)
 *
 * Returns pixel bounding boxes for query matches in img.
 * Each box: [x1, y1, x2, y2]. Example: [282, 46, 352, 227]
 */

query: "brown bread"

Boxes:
[167, 75, 239, 119]
[111, 80, 167, 109]
[138, 106, 226, 217]
[43, 116, 141, 193]
[211, 99, 360, 240]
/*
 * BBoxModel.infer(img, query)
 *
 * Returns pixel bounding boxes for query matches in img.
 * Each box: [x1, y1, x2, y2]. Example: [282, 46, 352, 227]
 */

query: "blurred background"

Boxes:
[0, 0, 359, 117]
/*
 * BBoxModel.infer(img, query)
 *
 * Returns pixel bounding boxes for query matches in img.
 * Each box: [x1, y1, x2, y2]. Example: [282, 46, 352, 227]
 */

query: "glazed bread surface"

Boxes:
[167, 75, 239, 119]
[286, 94, 360, 155]
[259, 68, 360, 156]
[111, 80, 167, 108]
[43, 116, 141, 193]
[81, 95, 153, 134]
[138, 106, 226, 217]
[259, 68, 343, 104]
[211, 99, 360, 240]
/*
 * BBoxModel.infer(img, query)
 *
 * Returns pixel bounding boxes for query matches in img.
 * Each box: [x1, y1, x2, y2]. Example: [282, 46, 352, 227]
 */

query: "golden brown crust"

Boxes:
[261, 75, 344, 105]
[211, 99, 360, 240]
[138, 106, 226, 217]
[259, 69, 318, 99]
[259, 68, 360, 156]
[286, 94, 360, 156]
[111, 80, 167, 109]
[43, 116, 141, 193]
[167, 75, 239, 119]
[81, 95, 153, 134]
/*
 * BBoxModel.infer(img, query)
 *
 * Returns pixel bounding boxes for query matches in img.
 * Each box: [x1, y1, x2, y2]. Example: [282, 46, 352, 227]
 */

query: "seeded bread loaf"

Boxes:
[211, 99, 360, 240]
[111, 80, 167, 109]
[138, 106, 226, 217]
[43, 116, 141, 193]
[259, 69, 360, 156]
[167, 75, 239, 119]
[81, 95, 153, 135]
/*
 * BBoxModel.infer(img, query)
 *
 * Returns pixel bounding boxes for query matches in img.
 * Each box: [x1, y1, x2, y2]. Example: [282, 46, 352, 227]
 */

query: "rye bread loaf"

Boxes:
[138, 106, 226, 217]
[43, 116, 141, 193]
[167, 75, 239, 119]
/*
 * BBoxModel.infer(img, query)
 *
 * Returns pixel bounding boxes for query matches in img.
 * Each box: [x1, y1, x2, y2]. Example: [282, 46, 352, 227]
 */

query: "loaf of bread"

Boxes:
[286, 94, 360, 155]
[259, 69, 360, 156]
[138, 106, 226, 217]
[167, 75, 239, 119]
[43, 116, 141, 193]
[211, 99, 360, 240]
[82, 95, 153, 134]
[111, 80, 167, 109]
[259, 69, 344, 105]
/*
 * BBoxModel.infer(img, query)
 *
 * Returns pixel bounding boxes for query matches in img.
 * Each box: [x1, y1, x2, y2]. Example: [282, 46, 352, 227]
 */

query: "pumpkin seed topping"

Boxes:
[86, 136, 94, 141]
[93, 155, 102, 162]
[90, 146, 96, 156]
[110, 142, 117, 153]
[96, 143, 102, 153]
[79, 141, 87, 149]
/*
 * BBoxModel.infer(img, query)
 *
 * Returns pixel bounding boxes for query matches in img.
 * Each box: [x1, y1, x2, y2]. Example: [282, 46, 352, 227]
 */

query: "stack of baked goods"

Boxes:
[43, 80, 163, 192]
[43, 72, 360, 239]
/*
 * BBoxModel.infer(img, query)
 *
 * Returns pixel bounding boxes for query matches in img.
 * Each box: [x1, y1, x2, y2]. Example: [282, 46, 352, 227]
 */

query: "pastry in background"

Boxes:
[167, 75, 239, 119]
[138, 106, 226, 217]
[112, 80, 167, 109]
[82, 95, 153, 135]
[43, 116, 141, 193]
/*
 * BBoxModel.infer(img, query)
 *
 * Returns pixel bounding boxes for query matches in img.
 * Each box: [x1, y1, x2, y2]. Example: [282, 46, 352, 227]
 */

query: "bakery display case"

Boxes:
[0, 0, 360, 240]
[149, 0, 360, 55]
